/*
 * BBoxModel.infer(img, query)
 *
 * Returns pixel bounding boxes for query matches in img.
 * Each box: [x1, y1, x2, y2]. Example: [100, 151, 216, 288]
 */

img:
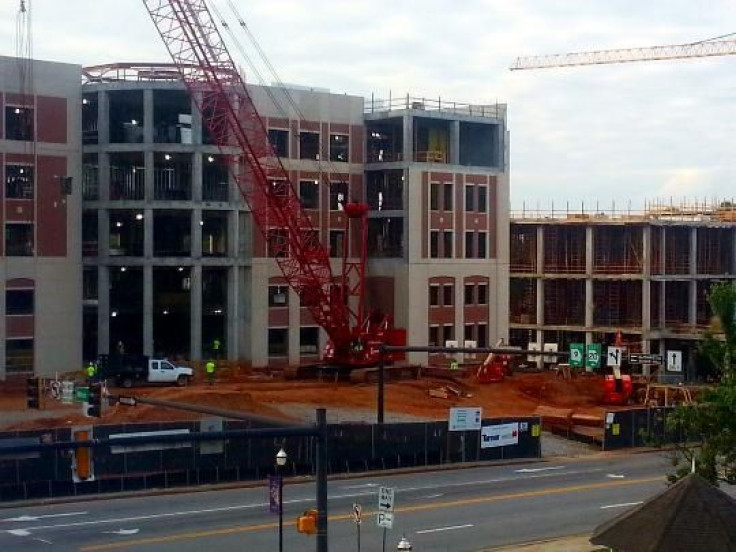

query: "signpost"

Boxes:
[353, 503, 362, 552]
[667, 350, 683, 372]
[585, 344, 601, 371]
[377, 486, 395, 551]
[628, 353, 664, 365]
[448, 407, 482, 432]
[606, 346, 623, 367]
[569, 343, 584, 368]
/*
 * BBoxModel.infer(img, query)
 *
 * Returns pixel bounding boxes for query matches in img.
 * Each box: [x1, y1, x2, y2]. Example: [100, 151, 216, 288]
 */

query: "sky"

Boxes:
[2, 0, 736, 210]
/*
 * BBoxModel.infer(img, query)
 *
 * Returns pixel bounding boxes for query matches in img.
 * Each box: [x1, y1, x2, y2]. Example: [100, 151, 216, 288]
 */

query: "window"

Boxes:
[477, 185, 488, 213]
[430, 231, 439, 258]
[5, 339, 33, 373]
[267, 229, 288, 258]
[443, 183, 453, 211]
[329, 134, 349, 162]
[465, 185, 475, 211]
[5, 224, 34, 256]
[268, 285, 289, 307]
[299, 131, 320, 160]
[429, 325, 439, 346]
[429, 285, 440, 306]
[465, 231, 474, 259]
[477, 283, 488, 305]
[5, 106, 34, 141]
[300, 327, 320, 355]
[464, 324, 475, 342]
[329, 181, 348, 210]
[430, 183, 439, 211]
[6, 289, 34, 315]
[442, 325, 455, 344]
[5, 165, 34, 199]
[299, 180, 319, 209]
[329, 230, 345, 257]
[268, 129, 289, 158]
[477, 323, 488, 347]
[443, 231, 453, 258]
[464, 283, 475, 306]
[478, 232, 487, 258]
[443, 284, 453, 306]
[268, 328, 288, 356]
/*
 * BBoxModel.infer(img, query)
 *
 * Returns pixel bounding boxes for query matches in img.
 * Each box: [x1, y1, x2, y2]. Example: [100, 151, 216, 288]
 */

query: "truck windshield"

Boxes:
[161, 361, 175, 370]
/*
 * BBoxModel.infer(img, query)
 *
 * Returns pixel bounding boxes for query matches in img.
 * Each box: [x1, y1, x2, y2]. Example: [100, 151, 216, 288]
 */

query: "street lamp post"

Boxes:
[276, 447, 287, 552]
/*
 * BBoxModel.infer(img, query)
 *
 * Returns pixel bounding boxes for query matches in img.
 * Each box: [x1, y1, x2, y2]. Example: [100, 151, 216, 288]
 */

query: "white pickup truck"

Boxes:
[97, 354, 193, 388]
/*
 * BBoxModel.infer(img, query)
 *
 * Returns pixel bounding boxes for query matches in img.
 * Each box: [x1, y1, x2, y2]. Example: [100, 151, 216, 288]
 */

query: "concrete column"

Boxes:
[190, 264, 202, 361]
[144, 151, 155, 202]
[98, 152, 110, 202]
[143, 265, 153, 356]
[402, 113, 413, 163]
[144, 208, 153, 259]
[535, 277, 544, 369]
[143, 89, 154, 144]
[227, 266, 242, 362]
[192, 91, 203, 145]
[191, 208, 202, 259]
[689, 280, 698, 327]
[98, 209, 110, 261]
[659, 280, 667, 328]
[98, 90, 109, 145]
[97, 266, 110, 355]
[658, 339, 667, 383]
[192, 152, 203, 202]
[585, 279, 594, 329]
[449, 120, 460, 165]
[690, 226, 697, 276]
[536, 225, 544, 275]
[229, 210, 240, 258]
[288, 288, 301, 366]
[585, 226, 593, 276]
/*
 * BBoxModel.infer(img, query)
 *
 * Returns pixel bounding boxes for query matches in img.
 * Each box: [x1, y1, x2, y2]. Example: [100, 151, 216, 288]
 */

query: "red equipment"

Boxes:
[476, 352, 512, 384]
[142, 0, 403, 369]
[603, 374, 633, 406]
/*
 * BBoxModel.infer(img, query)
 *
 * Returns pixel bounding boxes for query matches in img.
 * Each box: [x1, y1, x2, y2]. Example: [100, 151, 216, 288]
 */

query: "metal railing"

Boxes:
[365, 94, 505, 119]
[82, 165, 99, 200]
[110, 166, 145, 201]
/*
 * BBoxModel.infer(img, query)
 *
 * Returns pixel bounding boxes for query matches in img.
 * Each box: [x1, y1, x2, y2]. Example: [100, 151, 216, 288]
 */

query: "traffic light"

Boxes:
[87, 382, 103, 418]
[26, 377, 41, 410]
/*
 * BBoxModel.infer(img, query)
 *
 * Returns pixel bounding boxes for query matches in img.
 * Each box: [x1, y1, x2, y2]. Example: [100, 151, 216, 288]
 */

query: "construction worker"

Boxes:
[86, 361, 97, 383]
[450, 358, 459, 371]
[212, 338, 221, 360]
[205, 360, 215, 386]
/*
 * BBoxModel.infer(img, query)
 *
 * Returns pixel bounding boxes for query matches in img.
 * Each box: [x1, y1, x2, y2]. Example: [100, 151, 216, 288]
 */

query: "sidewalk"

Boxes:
[485, 535, 604, 551]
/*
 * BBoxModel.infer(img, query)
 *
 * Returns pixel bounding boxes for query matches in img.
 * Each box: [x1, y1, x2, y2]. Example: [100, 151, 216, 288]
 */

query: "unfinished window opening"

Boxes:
[593, 226, 643, 274]
[5, 224, 34, 257]
[544, 279, 585, 326]
[83, 267, 98, 301]
[201, 210, 228, 257]
[428, 325, 440, 346]
[443, 284, 454, 306]
[5, 289, 34, 316]
[268, 229, 288, 258]
[5, 106, 34, 141]
[109, 210, 144, 257]
[430, 230, 439, 258]
[429, 284, 440, 307]
[664, 227, 690, 275]
[367, 217, 404, 258]
[430, 183, 439, 211]
[202, 154, 229, 201]
[696, 280, 715, 327]
[153, 267, 190, 358]
[299, 131, 320, 160]
[443, 231, 454, 258]
[443, 183, 453, 211]
[201, 92, 231, 146]
[110, 266, 144, 356]
[82, 210, 98, 257]
[83, 153, 99, 200]
[154, 152, 192, 201]
[459, 121, 499, 168]
[510, 278, 536, 324]
[269, 285, 289, 307]
[5, 339, 33, 373]
[329, 230, 345, 257]
[414, 117, 450, 163]
[5, 165, 34, 199]
[202, 268, 227, 357]
[664, 280, 690, 329]
[464, 283, 475, 305]
[544, 226, 586, 274]
[109, 152, 145, 200]
[366, 118, 404, 162]
[442, 325, 455, 344]
[269, 129, 289, 158]
[329, 134, 349, 162]
[650, 280, 662, 329]
[697, 228, 734, 274]
[300, 327, 320, 355]
[593, 280, 642, 327]
[329, 181, 348, 211]
[108, 90, 144, 144]
[366, 171, 403, 211]
[153, 210, 191, 257]
[299, 180, 319, 209]
[82, 93, 99, 145]
[510, 226, 537, 272]
[153, 90, 192, 144]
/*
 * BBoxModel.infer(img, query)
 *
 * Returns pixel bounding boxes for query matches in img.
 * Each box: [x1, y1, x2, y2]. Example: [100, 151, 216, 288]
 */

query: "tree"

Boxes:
[667, 282, 736, 485]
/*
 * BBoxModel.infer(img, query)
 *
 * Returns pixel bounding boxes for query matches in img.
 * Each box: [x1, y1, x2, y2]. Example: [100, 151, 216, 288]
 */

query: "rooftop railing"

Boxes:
[365, 94, 505, 119]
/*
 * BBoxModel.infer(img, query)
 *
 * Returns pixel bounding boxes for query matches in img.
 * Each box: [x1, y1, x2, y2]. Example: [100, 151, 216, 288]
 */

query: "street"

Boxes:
[1, 452, 673, 551]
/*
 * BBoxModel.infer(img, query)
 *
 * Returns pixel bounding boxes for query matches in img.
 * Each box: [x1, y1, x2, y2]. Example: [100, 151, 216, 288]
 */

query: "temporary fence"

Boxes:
[602, 407, 682, 450]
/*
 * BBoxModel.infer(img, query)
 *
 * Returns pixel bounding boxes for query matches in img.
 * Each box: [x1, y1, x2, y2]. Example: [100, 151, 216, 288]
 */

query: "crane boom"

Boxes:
[141, 0, 353, 348]
[510, 38, 736, 70]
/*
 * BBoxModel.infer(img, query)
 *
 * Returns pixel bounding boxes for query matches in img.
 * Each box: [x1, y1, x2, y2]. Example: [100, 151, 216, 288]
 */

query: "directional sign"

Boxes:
[607, 346, 623, 367]
[448, 407, 482, 431]
[378, 486, 395, 512]
[74, 387, 89, 403]
[628, 353, 664, 365]
[377, 511, 394, 529]
[352, 503, 362, 525]
[667, 350, 683, 372]
[586, 344, 601, 370]
[569, 343, 584, 368]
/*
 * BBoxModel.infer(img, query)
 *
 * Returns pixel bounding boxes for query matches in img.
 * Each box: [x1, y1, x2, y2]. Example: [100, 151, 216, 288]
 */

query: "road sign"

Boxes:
[352, 503, 362, 524]
[628, 353, 664, 365]
[377, 511, 393, 529]
[448, 407, 482, 431]
[74, 387, 89, 403]
[607, 346, 623, 367]
[667, 350, 683, 372]
[569, 343, 584, 368]
[586, 344, 601, 370]
[378, 486, 395, 512]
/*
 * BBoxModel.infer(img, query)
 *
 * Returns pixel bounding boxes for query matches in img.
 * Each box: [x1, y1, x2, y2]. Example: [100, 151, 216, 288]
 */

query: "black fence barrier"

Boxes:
[602, 407, 683, 450]
[0, 416, 541, 502]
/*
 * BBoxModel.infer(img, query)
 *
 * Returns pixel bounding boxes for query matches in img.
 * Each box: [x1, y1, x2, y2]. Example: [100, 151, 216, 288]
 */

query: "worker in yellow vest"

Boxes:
[206, 360, 215, 386]
[86, 361, 97, 383]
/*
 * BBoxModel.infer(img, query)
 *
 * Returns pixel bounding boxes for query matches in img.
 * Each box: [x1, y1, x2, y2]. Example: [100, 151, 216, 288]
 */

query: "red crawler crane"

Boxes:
[142, 0, 404, 371]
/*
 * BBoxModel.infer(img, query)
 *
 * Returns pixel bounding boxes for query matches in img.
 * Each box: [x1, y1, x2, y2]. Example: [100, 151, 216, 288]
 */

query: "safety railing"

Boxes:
[365, 94, 505, 119]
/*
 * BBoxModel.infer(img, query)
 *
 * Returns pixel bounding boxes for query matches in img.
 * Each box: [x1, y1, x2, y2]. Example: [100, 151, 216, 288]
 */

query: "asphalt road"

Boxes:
[0, 452, 674, 552]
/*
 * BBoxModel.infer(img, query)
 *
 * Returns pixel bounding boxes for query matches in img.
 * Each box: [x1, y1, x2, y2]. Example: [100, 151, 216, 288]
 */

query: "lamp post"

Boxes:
[276, 447, 287, 552]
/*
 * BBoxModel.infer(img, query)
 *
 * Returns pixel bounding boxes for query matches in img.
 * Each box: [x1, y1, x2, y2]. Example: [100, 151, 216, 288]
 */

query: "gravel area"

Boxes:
[541, 432, 599, 457]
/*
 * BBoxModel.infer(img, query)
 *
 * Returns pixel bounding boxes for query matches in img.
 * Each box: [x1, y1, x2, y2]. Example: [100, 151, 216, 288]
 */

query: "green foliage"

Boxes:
[698, 282, 736, 378]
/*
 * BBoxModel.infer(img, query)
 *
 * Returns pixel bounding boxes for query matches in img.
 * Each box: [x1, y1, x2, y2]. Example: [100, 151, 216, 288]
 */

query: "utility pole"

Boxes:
[316, 408, 328, 552]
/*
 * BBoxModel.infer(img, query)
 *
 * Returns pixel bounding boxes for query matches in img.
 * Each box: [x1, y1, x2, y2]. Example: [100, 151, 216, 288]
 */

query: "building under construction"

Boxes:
[509, 200, 736, 380]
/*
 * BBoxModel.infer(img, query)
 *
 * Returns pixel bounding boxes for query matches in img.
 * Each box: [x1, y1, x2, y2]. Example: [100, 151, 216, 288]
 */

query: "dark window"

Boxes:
[268, 285, 289, 307]
[443, 284, 453, 306]
[477, 323, 488, 347]
[429, 326, 439, 346]
[329, 181, 348, 211]
[443, 325, 455, 344]
[464, 283, 474, 306]
[268, 229, 288, 258]
[5, 339, 33, 373]
[269, 129, 289, 158]
[477, 283, 488, 305]
[464, 324, 475, 342]
[300, 327, 320, 355]
[6, 289, 34, 315]
[430, 183, 439, 211]
[329, 134, 349, 162]
[478, 232, 487, 258]
[329, 230, 345, 257]
[430, 231, 439, 258]
[299, 180, 319, 209]
[465, 231, 474, 258]
[268, 328, 288, 356]
[5, 224, 34, 256]
[443, 183, 453, 211]
[478, 185, 488, 213]
[465, 185, 475, 211]
[443, 231, 453, 258]
[429, 285, 439, 306]
[299, 131, 320, 160]
[5, 165, 34, 199]
[5, 106, 34, 141]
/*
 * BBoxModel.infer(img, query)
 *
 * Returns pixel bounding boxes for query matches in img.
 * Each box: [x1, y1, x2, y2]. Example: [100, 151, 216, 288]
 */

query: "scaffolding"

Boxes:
[510, 278, 537, 324]
[510, 226, 537, 272]
[697, 228, 735, 274]
[593, 280, 642, 328]
[664, 281, 691, 331]
[593, 226, 643, 274]
[543, 226, 586, 274]
[544, 279, 585, 325]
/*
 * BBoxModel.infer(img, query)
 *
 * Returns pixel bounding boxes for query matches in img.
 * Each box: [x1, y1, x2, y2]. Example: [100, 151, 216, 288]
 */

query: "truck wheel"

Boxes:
[121, 377, 133, 389]
[176, 375, 188, 387]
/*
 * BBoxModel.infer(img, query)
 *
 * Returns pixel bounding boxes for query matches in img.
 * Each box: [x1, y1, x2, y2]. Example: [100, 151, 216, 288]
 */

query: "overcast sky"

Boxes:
[2, 0, 736, 210]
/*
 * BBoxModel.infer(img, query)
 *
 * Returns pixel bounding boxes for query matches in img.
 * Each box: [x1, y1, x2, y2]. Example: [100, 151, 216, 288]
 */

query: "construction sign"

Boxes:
[585, 344, 602, 371]
[569, 343, 585, 368]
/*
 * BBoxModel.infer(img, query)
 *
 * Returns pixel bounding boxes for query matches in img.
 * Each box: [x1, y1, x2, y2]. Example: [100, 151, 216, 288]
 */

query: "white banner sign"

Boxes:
[481, 422, 519, 449]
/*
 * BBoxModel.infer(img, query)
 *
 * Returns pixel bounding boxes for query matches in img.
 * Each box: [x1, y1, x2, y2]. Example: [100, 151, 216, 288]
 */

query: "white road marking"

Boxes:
[103, 529, 140, 535]
[33, 538, 53, 545]
[421, 493, 444, 499]
[515, 466, 565, 473]
[606, 474, 626, 479]
[2, 512, 87, 522]
[7, 529, 31, 537]
[600, 501, 643, 510]
[341, 483, 379, 490]
[416, 524, 474, 534]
